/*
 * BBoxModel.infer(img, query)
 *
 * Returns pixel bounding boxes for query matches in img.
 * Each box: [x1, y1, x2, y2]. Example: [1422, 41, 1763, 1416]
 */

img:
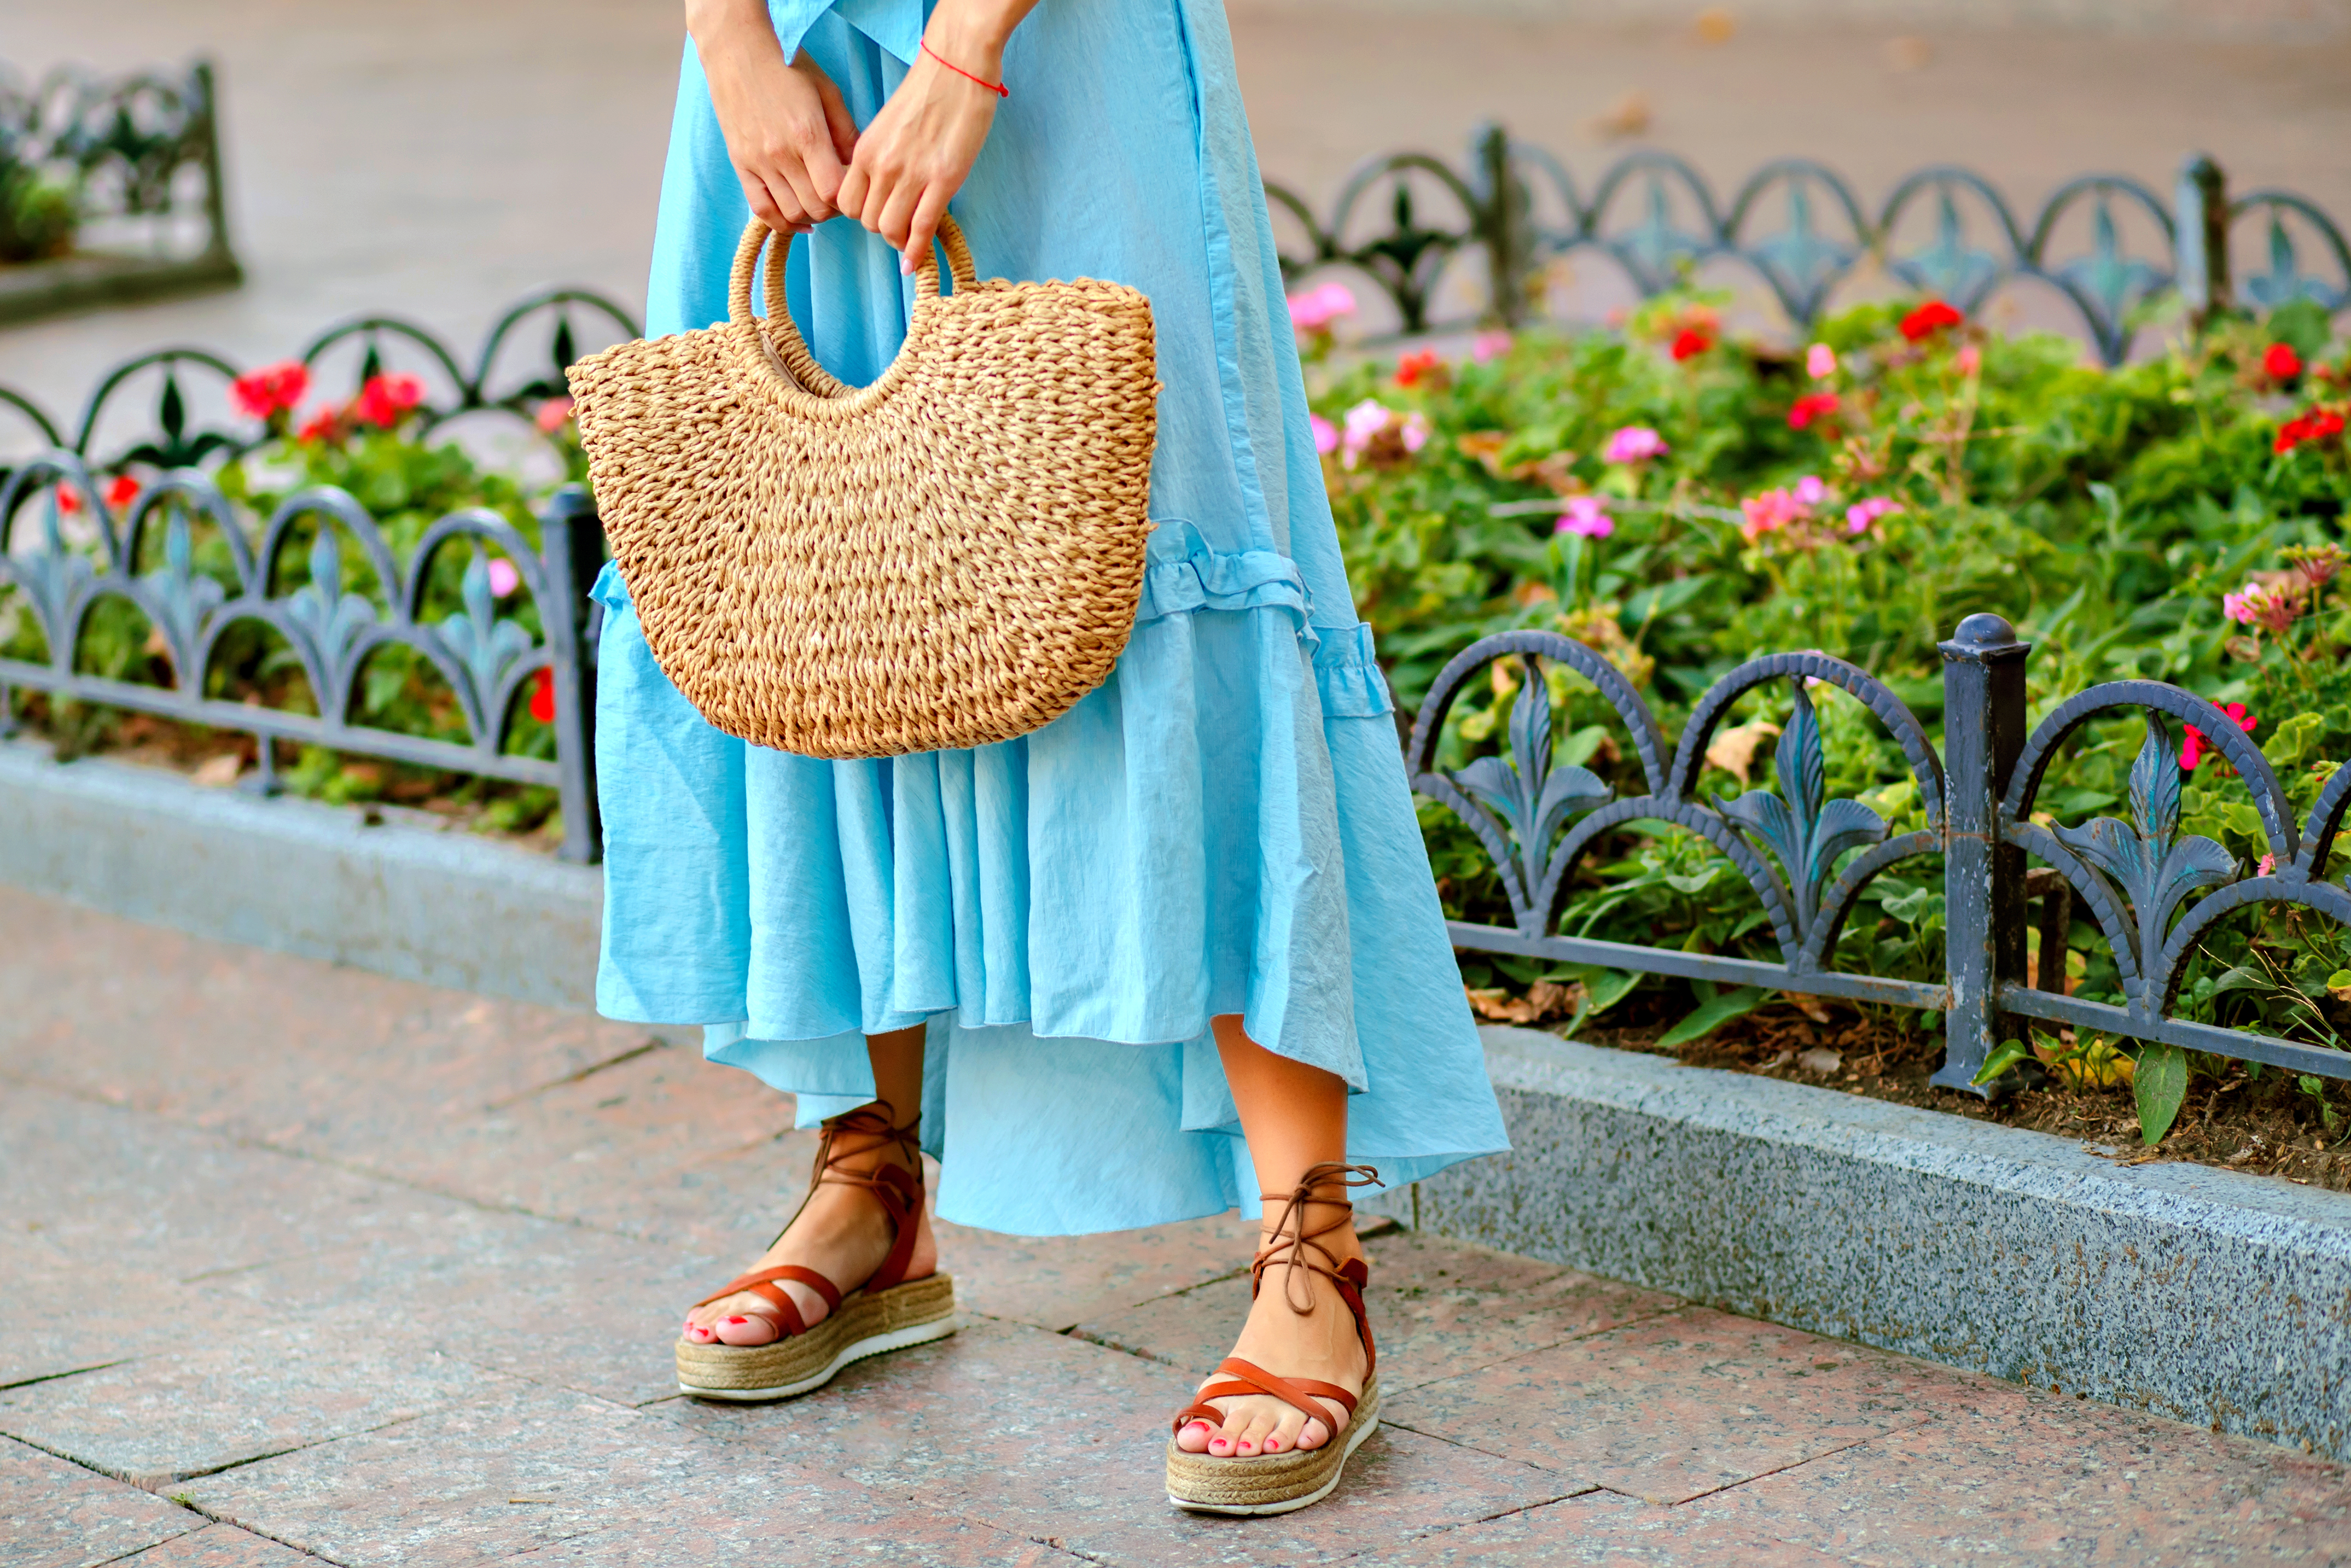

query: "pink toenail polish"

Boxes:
[726, 1316, 748, 1325]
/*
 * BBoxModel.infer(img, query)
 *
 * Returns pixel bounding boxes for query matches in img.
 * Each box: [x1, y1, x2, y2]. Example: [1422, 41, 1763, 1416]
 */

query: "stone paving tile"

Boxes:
[181, 1383, 744, 1567]
[0, 1316, 511, 1487]
[2, 1260, 269, 1392]
[114, 1524, 328, 1566]
[0, 1086, 468, 1284]
[190, 1206, 720, 1409]
[936, 1210, 1281, 1331]
[0, 1434, 206, 1567]
[0, 895, 639, 1143]
[1076, 1230, 1682, 1393]
[497, 1511, 1082, 1568]
[655, 1316, 1583, 1565]
[1645, 1378, 2351, 1566]
[1367, 1489, 1850, 1566]
[1380, 1307, 1954, 1506]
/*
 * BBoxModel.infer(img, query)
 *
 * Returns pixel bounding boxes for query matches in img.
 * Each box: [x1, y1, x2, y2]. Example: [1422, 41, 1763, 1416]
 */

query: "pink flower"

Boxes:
[1338, 399, 1428, 469]
[486, 557, 521, 598]
[2181, 703, 2257, 773]
[1739, 486, 1812, 543]
[1793, 474, 1828, 506]
[1309, 412, 1338, 455]
[2257, 852, 2277, 877]
[1286, 281, 1356, 334]
[229, 361, 311, 422]
[1602, 426, 1668, 464]
[1399, 412, 1429, 454]
[534, 396, 575, 434]
[1473, 330, 1514, 363]
[1555, 495, 1613, 538]
[2224, 580, 2301, 635]
[1806, 343, 1837, 379]
[1954, 342, 1982, 375]
[1845, 496, 1902, 534]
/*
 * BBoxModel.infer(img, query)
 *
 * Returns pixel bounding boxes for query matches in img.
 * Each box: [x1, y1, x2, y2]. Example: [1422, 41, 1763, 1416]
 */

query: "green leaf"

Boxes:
[1559, 968, 1641, 1041]
[1971, 1037, 2036, 1087]
[2135, 1044, 2189, 1146]
[1663, 867, 1721, 895]
[1656, 985, 1766, 1049]
[2265, 711, 2327, 773]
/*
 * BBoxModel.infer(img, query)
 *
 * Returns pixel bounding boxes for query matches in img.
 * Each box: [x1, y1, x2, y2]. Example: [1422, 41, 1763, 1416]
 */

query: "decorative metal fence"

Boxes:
[1413, 622, 2351, 1096]
[1265, 129, 2351, 365]
[0, 288, 638, 864]
[0, 60, 240, 324]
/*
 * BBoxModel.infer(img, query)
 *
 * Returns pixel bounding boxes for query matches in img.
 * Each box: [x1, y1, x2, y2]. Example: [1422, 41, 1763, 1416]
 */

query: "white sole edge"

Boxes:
[678, 1314, 958, 1403]
[1167, 1411, 1381, 1516]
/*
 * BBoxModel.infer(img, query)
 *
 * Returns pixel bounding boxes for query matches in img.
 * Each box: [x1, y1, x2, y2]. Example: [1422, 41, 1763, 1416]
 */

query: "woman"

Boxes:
[590, 0, 1508, 1514]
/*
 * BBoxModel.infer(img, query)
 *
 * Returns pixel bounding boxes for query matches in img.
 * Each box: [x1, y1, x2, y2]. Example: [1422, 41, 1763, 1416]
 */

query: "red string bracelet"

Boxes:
[922, 40, 1009, 97]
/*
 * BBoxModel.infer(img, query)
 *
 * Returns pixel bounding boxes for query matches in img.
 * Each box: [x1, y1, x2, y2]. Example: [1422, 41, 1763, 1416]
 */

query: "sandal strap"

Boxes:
[1251, 1162, 1382, 1379]
[693, 1101, 926, 1339]
[1168, 1356, 1359, 1436]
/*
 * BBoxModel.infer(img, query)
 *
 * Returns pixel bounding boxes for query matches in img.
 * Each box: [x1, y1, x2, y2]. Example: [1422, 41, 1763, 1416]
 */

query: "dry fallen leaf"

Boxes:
[1788, 993, 1832, 1025]
[1796, 1046, 1844, 1075]
[1765, 1048, 1796, 1070]
[1705, 719, 1780, 787]
[1693, 7, 1737, 44]
[191, 753, 243, 788]
[1586, 89, 1652, 142]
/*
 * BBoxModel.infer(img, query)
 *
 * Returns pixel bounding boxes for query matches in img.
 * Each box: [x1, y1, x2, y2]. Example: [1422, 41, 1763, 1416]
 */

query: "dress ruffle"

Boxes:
[591, 555, 1506, 1235]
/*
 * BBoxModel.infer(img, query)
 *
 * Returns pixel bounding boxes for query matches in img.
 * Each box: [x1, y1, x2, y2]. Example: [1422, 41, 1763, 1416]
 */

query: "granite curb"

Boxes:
[8, 743, 2347, 1459]
[1407, 1026, 2351, 1462]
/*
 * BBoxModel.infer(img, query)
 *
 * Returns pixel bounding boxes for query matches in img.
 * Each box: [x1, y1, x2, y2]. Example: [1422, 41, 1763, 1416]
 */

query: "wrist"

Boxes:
[922, 1, 1019, 75]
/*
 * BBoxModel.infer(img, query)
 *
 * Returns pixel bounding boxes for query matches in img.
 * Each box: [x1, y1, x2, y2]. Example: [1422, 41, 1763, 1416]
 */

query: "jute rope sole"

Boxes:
[676, 1271, 957, 1402]
[1164, 1377, 1381, 1515]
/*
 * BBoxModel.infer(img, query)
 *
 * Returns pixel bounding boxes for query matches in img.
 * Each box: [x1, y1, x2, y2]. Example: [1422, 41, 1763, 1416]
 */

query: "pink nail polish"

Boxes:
[726, 1316, 748, 1325]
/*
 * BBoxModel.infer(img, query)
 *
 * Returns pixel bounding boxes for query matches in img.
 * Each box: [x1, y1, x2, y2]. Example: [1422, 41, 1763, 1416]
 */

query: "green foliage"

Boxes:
[1317, 292, 2351, 1099]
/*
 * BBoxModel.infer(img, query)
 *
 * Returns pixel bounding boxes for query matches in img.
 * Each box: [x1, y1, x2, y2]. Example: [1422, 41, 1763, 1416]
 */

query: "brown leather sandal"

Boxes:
[675, 1101, 956, 1401]
[1165, 1162, 1382, 1515]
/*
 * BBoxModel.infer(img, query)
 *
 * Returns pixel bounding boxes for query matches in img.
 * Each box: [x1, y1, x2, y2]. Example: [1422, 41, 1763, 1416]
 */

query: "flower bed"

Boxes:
[1295, 282, 2351, 1177]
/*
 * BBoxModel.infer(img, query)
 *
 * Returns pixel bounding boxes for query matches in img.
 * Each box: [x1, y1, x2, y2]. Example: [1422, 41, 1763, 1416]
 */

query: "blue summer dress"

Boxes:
[591, 0, 1509, 1236]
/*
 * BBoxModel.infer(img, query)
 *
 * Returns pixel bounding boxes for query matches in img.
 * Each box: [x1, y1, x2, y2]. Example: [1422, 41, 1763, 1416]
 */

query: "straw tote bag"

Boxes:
[566, 215, 1158, 759]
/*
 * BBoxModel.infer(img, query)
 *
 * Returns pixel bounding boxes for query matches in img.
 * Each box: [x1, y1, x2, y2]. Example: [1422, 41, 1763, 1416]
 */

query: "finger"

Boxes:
[758, 173, 816, 233]
[740, 173, 796, 236]
[813, 72, 858, 173]
[876, 175, 923, 252]
[769, 147, 834, 226]
[835, 159, 871, 226]
[902, 184, 953, 280]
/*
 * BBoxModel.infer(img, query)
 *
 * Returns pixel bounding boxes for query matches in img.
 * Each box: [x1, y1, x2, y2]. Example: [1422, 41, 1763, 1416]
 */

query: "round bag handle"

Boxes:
[725, 216, 979, 417]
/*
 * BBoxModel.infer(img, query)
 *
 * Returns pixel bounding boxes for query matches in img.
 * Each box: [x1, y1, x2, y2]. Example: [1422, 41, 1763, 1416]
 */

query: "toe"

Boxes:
[1173, 1420, 1214, 1454]
[1231, 1407, 1281, 1458]
[1295, 1413, 1332, 1451]
[713, 1313, 779, 1346]
[1261, 1408, 1307, 1455]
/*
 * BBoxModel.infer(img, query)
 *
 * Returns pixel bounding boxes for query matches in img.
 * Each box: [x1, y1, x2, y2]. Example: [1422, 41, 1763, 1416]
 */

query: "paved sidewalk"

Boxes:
[3, 882, 2347, 1567]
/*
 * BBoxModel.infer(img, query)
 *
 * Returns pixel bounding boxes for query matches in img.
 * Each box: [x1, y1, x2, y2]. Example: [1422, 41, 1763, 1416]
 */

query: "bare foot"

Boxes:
[1172, 1218, 1368, 1458]
[681, 1107, 938, 1348]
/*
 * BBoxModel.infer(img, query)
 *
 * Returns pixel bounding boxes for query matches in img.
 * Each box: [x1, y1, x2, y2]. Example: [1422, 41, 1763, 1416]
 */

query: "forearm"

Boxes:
[684, 0, 782, 55]
[923, 0, 1042, 78]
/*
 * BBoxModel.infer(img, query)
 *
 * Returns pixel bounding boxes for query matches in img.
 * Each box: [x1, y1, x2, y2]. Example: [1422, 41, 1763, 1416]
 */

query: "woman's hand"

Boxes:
[837, 2, 1032, 266]
[689, 0, 859, 233]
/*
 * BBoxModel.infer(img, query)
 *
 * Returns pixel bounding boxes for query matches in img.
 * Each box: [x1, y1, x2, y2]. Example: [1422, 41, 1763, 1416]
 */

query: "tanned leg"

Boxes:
[682, 1024, 937, 1344]
[1172, 1015, 1368, 1457]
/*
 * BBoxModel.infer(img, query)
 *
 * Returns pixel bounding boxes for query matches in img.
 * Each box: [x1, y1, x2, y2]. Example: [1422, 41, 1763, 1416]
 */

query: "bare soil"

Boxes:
[1474, 983, 2351, 1193]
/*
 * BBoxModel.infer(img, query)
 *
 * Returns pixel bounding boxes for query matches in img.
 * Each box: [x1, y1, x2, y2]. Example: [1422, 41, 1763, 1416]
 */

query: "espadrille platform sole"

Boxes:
[677, 1272, 957, 1402]
[1165, 1378, 1380, 1515]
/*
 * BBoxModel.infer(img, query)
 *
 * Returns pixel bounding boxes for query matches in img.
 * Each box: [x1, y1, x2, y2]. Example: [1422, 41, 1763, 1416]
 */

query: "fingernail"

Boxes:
[900, 251, 914, 275]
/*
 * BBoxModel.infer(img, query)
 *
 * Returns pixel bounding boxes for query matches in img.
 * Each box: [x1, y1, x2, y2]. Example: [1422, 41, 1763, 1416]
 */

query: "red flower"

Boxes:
[352, 372, 425, 429]
[104, 474, 142, 510]
[2264, 342, 2304, 381]
[1393, 347, 1441, 388]
[1669, 327, 1714, 362]
[2277, 407, 2347, 454]
[2181, 702, 2258, 773]
[55, 482, 81, 515]
[1787, 391, 1841, 431]
[529, 667, 556, 725]
[229, 361, 311, 421]
[1899, 300, 1964, 342]
[296, 408, 341, 445]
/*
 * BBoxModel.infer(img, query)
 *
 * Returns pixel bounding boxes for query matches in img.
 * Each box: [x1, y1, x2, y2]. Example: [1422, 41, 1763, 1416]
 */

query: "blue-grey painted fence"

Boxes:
[1265, 132, 2351, 363]
[0, 287, 639, 864]
[1413, 622, 2351, 1095]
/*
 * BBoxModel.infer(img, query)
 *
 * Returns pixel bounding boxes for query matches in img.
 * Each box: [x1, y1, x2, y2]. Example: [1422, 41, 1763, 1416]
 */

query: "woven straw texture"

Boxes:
[567, 216, 1158, 758]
